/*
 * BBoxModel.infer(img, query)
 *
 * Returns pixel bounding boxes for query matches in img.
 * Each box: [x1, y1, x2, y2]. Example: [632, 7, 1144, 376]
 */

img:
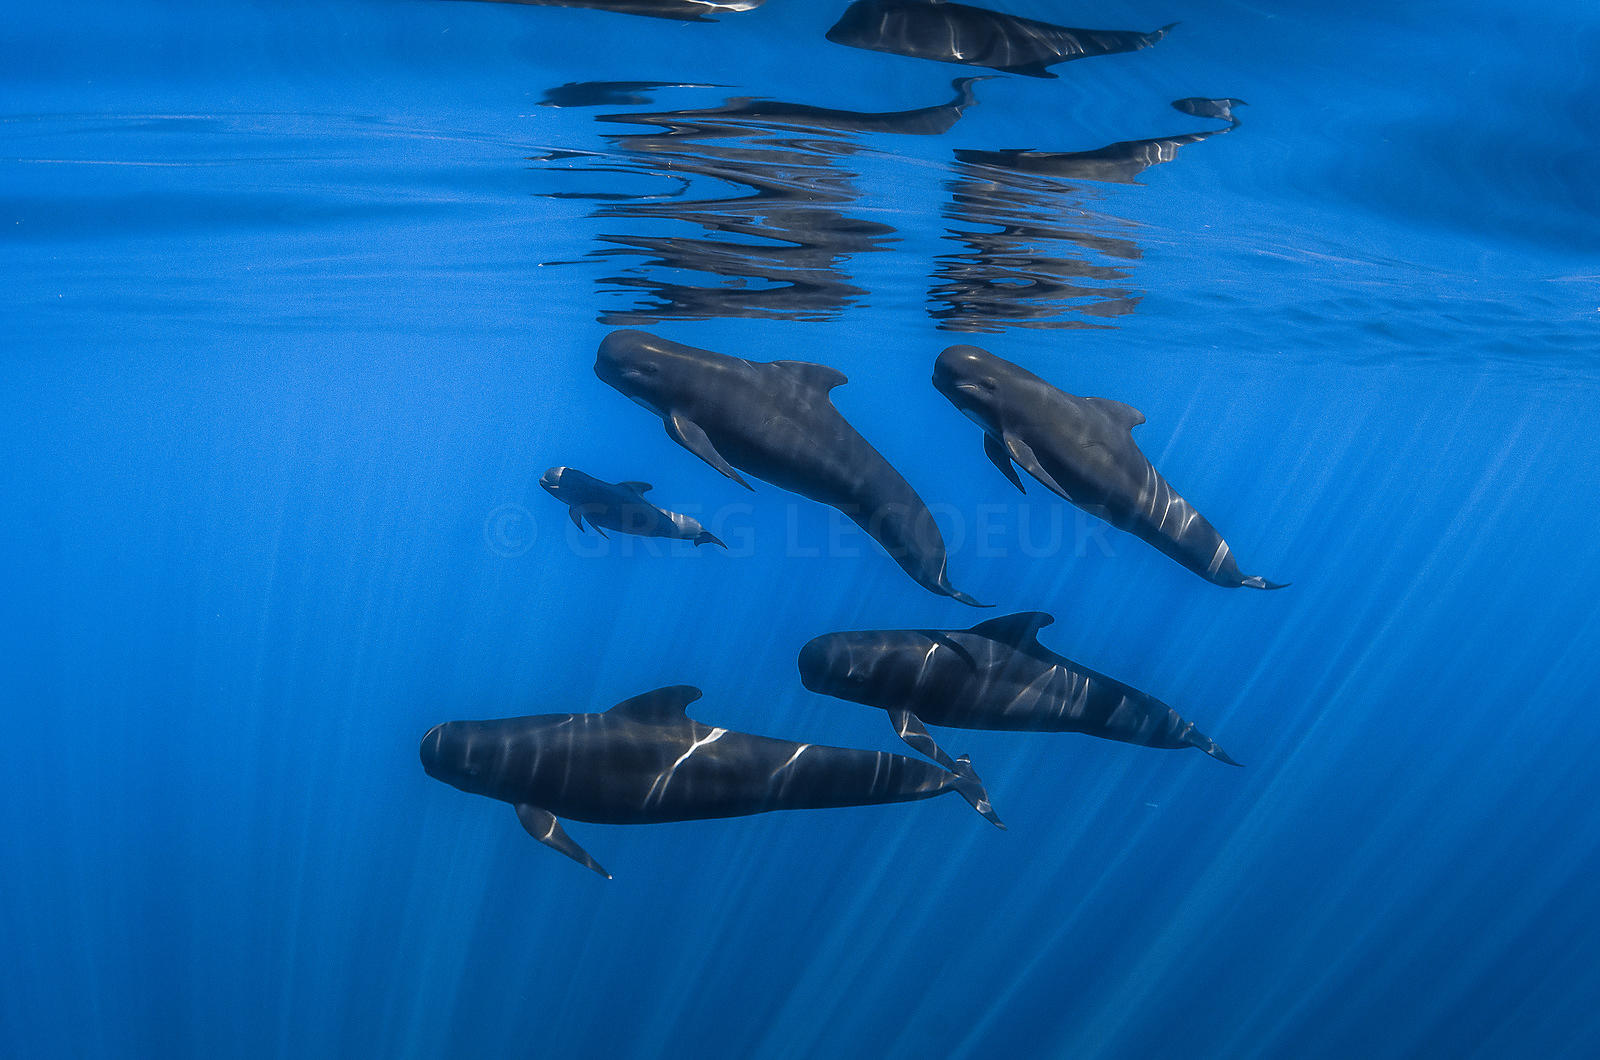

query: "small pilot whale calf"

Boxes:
[799, 612, 1241, 768]
[932, 344, 1285, 590]
[596, 329, 986, 606]
[826, 0, 1176, 79]
[540, 466, 724, 547]
[420, 685, 1003, 877]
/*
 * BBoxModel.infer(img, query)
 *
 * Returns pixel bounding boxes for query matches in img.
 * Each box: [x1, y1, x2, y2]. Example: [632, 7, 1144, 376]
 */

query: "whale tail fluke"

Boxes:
[694, 530, 726, 548]
[1241, 575, 1290, 590]
[946, 587, 993, 608]
[936, 573, 991, 608]
[950, 755, 1006, 829]
[1187, 731, 1243, 767]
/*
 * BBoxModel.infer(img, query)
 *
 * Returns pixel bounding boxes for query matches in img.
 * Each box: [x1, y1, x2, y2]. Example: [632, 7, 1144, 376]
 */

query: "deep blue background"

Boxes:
[4, 2, 1600, 1057]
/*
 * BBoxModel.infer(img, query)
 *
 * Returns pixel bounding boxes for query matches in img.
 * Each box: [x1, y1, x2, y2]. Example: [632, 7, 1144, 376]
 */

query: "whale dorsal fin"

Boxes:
[607, 685, 702, 722]
[1085, 397, 1145, 429]
[618, 481, 652, 494]
[771, 360, 848, 393]
[967, 612, 1055, 646]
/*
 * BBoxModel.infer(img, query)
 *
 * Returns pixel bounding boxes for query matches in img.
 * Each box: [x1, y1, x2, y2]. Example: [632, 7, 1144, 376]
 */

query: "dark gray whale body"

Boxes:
[826, 0, 1176, 79]
[596, 329, 986, 605]
[540, 466, 724, 547]
[799, 612, 1240, 768]
[421, 685, 1003, 877]
[933, 344, 1285, 590]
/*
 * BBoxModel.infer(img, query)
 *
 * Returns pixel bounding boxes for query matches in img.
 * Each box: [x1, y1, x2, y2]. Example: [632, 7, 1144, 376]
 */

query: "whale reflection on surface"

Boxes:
[445, 0, 764, 22]
[532, 80, 987, 324]
[931, 100, 1245, 331]
[826, 0, 1175, 78]
[954, 128, 1229, 186]
[531, 79, 1243, 330]
[539, 81, 723, 108]
[930, 162, 1142, 333]
[612, 76, 987, 136]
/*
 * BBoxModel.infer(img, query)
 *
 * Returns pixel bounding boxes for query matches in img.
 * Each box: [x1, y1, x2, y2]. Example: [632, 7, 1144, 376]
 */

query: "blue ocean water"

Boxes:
[4, 1, 1600, 1057]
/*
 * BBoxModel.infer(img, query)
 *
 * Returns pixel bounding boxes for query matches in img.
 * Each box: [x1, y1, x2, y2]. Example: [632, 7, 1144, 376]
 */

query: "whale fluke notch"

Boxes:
[516, 804, 611, 879]
[608, 685, 703, 721]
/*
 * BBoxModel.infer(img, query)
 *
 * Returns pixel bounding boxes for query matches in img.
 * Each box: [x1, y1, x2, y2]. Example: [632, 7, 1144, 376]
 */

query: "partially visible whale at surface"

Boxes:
[540, 466, 724, 547]
[1171, 96, 1247, 125]
[606, 76, 988, 137]
[826, 0, 1176, 79]
[954, 98, 1246, 185]
[933, 344, 1286, 590]
[421, 684, 1004, 877]
[596, 329, 987, 606]
[444, 0, 764, 23]
[799, 612, 1241, 768]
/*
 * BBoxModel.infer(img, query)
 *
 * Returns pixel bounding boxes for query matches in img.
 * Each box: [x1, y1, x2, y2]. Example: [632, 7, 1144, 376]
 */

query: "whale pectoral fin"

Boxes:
[568, 507, 586, 532]
[1002, 431, 1073, 502]
[516, 804, 611, 879]
[666, 410, 751, 491]
[983, 433, 1026, 493]
[888, 709, 957, 772]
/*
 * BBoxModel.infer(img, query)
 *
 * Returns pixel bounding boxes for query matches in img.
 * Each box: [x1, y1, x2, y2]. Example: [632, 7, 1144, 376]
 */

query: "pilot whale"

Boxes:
[596, 329, 987, 605]
[421, 684, 1003, 877]
[540, 466, 724, 547]
[799, 612, 1241, 768]
[933, 344, 1285, 590]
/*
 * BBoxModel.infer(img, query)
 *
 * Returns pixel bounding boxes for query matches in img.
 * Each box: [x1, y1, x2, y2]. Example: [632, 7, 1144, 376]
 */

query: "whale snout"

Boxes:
[420, 723, 446, 777]
[932, 345, 991, 394]
[797, 636, 834, 691]
[540, 467, 565, 493]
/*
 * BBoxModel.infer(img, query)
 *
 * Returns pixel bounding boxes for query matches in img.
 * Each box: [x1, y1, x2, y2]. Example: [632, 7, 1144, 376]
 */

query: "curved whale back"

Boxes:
[799, 615, 1242, 765]
[933, 344, 1284, 590]
[598, 329, 985, 604]
[421, 685, 1005, 875]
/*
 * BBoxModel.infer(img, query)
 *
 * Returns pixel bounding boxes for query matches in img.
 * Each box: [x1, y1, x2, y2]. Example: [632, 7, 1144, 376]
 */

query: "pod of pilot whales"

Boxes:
[422, 331, 1286, 878]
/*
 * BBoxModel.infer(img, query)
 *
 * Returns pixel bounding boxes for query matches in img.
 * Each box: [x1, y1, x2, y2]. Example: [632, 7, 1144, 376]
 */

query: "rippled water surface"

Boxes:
[4, 1, 1599, 1058]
